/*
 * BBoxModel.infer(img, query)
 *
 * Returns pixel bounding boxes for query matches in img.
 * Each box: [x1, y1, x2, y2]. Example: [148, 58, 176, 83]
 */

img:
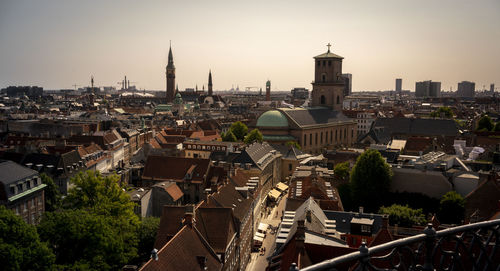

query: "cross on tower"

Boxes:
[327, 43, 332, 52]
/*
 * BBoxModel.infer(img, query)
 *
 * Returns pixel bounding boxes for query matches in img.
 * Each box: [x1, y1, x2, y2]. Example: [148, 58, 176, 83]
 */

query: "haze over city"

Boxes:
[1, 0, 499, 91]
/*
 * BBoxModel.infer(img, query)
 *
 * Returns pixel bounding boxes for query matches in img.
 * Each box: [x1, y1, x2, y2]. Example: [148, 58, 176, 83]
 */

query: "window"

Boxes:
[26, 181, 31, 189]
[317, 61, 320, 66]
[320, 95, 326, 104]
[320, 132, 323, 144]
[315, 133, 318, 145]
[335, 130, 338, 141]
[17, 183, 23, 192]
[304, 134, 307, 147]
[330, 130, 333, 143]
[309, 134, 312, 145]
[289, 163, 293, 171]
[10, 186, 15, 195]
[337, 95, 340, 104]
[344, 128, 347, 139]
[24, 202, 28, 212]
[361, 225, 371, 233]
[322, 60, 326, 66]
[352, 128, 354, 138]
[322, 74, 326, 83]
[339, 129, 342, 140]
[328, 60, 332, 66]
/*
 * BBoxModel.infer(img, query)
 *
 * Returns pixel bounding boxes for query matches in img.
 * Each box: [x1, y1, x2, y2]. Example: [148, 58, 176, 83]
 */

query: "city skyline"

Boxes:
[1, 0, 499, 92]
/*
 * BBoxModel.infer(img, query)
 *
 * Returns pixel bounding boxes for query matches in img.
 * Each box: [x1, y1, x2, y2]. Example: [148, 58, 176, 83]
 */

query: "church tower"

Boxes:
[265, 80, 271, 101]
[208, 70, 213, 96]
[166, 43, 175, 103]
[311, 43, 345, 111]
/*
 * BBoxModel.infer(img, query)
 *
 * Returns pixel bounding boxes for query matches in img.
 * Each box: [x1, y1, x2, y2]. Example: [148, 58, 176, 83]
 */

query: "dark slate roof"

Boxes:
[324, 210, 384, 234]
[279, 108, 353, 128]
[233, 142, 276, 170]
[271, 144, 305, 160]
[372, 118, 459, 137]
[0, 160, 38, 185]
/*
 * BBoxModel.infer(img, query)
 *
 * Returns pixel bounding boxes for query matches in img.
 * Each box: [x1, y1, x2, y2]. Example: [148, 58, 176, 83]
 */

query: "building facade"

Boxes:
[457, 81, 475, 98]
[415, 80, 441, 98]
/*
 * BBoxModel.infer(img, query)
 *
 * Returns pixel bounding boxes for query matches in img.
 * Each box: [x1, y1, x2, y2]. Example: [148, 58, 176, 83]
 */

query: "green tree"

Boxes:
[438, 191, 465, 224]
[334, 162, 350, 181]
[338, 183, 354, 211]
[244, 129, 263, 144]
[230, 121, 248, 141]
[285, 141, 301, 150]
[135, 217, 160, 263]
[477, 115, 494, 131]
[38, 209, 137, 271]
[221, 130, 237, 142]
[40, 173, 61, 212]
[494, 122, 500, 132]
[350, 149, 392, 212]
[0, 206, 54, 271]
[430, 106, 453, 118]
[379, 204, 427, 227]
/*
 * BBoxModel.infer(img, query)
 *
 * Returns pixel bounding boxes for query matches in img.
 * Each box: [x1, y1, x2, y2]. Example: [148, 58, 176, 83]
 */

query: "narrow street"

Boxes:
[246, 195, 287, 271]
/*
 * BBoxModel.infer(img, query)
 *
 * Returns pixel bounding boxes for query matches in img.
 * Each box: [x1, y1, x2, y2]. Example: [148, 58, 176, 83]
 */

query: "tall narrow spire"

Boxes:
[208, 70, 213, 96]
[166, 41, 176, 103]
[167, 41, 175, 69]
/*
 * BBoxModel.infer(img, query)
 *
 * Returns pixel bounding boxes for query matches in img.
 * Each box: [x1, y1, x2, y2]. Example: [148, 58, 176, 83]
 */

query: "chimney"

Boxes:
[295, 220, 306, 253]
[306, 209, 312, 223]
[382, 214, 389, 229]
[359, 206, 364, 214]
[182, 205, 195, 227]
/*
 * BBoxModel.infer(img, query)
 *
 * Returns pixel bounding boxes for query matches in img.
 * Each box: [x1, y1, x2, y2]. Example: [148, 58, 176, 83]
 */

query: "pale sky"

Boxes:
[1, 0, 499, 92]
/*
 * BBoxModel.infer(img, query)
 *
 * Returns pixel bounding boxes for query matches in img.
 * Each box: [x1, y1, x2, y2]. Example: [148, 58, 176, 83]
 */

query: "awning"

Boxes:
[258, 222, 268, 232]
[276, 182, 288, 192]
[255, 232, 265, 238]
[268, 189, 281, 201]
[253, 235, 264, 242]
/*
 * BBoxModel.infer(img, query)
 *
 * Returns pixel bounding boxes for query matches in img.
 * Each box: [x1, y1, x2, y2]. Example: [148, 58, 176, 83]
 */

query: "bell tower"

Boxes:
[166, 42, 175, 103]
[311, 43, 345, 111]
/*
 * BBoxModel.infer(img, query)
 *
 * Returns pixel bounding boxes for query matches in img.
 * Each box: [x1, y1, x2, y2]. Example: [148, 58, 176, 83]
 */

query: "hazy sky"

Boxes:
[1, 0, 499, 92]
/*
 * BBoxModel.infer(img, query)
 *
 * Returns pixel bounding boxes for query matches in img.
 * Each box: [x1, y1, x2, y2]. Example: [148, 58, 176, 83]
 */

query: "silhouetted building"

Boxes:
[395, 78, 402, 96]
[415, 80, 441, 98]
[208, 70, 213, 96]
[311, 44, 345, 111]
[291, 88, 309, 100]
[342, 73, 352, 97]
[457, 81, 475, 98]
[1, 86, 43, 98]
[266, 80, 271, 101]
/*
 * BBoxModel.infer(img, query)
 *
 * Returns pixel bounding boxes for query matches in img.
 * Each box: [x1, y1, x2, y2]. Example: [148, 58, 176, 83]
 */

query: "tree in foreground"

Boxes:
[379, 204, 427, 227]
[40, 173, 61, 212]
[494, 122, 500, 132]
[221, 130, 237, 142]
[350, 149, 392, 212]
[438, 191, 465, 224]
[0, 206, 54, 271]
[285, 141, 301, 150]
[134, 217, 161, 264]
[229, 121, 248, 141]
[334, 162, 350, 181]
[244, 129, 263, 144]
[477, 115, 494, 131]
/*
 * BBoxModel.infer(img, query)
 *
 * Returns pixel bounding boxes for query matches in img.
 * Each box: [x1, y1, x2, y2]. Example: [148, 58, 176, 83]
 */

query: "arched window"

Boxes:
[304, 134, 307, 147]
[322, 74, 326, 83]
[320, 95, 326, 105]
[328, 60, 332, 66]
[320, 132, 323, 144]
[317, 61, 321, 67]
[335, 130, 338, 141]
[337, 95, 340, 104]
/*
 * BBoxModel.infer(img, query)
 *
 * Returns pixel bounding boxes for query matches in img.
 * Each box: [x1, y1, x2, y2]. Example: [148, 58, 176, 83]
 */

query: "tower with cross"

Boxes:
[166, 41, 176, 103]
[311, 43, 345, 111]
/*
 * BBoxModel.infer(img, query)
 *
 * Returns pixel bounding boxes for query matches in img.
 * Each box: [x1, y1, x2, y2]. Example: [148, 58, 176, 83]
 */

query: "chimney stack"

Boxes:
[295, 220, 306, 253]
[182, 205, 195, 227]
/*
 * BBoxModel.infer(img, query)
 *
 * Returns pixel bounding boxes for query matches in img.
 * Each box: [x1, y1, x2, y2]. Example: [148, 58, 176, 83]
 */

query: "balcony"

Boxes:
[290, 219, 500, 271]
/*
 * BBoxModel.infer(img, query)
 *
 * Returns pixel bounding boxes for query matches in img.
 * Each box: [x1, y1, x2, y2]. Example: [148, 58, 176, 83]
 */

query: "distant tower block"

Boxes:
[166, 43, 176, 103]
[208, 70, 213, 96]
[491, 84, 495, 93]
[396, 78, 402, 96]
[266, 80, 271, 101]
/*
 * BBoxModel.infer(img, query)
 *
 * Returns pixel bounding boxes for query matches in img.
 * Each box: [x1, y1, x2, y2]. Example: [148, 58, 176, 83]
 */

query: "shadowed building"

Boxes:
[166, 44, 175, 103]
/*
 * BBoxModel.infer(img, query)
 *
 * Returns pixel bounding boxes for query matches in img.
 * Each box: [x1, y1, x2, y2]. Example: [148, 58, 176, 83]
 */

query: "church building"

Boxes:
[255, 45, 357, 154]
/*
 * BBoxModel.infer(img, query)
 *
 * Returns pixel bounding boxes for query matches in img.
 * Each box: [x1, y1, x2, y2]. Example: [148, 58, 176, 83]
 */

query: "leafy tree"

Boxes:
[494, 122, 500, 132]
[134, 217, 161, 263]
[438, 191, 465, 224]
[230, 121, 248, 141]
[285, 141, 301, 150]
[243, 129, 263, 144]
[337, 183, 354, 211]
[477, 115, 494, 131]
[0, 206, 54, 271]
[40, 173, 61, 212]
[221, 130, 237, 142]
[334, 162, 350, 181]
[350, 149, 392, 212]
[430, 106, 453, 118]
[38, 209, 138, 271]
[379, 204, 427, 227]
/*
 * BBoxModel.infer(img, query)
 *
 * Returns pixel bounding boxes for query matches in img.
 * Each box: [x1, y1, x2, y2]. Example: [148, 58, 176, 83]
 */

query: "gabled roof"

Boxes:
[279, 108, 352, 129]
[142, 156, 210, 183]
[195, 207, 237, 253]
[141, 225, 222, 271]
[0, 160, 38, 185]
[314, 50, 343, 59]
[155, 206, 186, 249]
[233, 142, 276, 170]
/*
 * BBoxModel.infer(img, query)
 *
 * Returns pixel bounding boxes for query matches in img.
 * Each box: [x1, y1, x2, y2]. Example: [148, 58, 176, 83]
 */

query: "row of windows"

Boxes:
[186, 144, 226, 151]
[10, 177, 41, 195]
[302, 127, 355, 147]
[317, 60, 332, 67]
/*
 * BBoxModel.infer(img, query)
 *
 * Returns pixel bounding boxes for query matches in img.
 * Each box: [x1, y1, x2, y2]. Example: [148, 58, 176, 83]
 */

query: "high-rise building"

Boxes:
[415, 80, 441, 98]
[266, 80, 271, 101]
[395, 78, 402, 96]
[166, 44, 176, 103]
[342, 73, 352, 97]
[311, 43, 345, 111]
[491, 84, 495, 93]
[457, 81, 475, 98]
[208, 70, 213, 96]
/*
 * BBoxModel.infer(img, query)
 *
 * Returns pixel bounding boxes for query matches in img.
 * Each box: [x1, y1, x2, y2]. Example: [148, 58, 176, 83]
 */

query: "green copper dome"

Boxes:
[257, 110, 289, 127]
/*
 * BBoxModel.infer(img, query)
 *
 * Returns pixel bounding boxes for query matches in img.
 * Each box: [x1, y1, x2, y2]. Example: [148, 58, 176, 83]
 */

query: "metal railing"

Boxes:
[291, 219, 500, 271]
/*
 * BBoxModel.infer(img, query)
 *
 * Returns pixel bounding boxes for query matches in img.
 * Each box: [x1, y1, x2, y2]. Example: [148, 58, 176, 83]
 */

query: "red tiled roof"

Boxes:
[195, 207, 236, 253]
[154, 206, 186, 249]
[164, 183, 183, 202]
[142, 225, 222, 271]
[142, 156, 210, 183]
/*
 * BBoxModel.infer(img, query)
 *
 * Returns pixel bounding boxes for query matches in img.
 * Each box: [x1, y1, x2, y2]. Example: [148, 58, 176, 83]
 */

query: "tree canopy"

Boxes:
[430, 106, 453, 118]
[134, 217, 161, 264]
[0, 206, 54, 271]
[379, 204, 427, 227]
[350, 149, 392, 212]
[40, 173, 61, 212]
[494, 122, 500, 132]
[221, 130, 237, 142]
[334, 162, 350, 181]
[244, 129, 263, 144]
[477, 115, 494, 131]
[285, 141, 301, 150]
[229, 121, 248, 141]
[438, 191, 465, 224]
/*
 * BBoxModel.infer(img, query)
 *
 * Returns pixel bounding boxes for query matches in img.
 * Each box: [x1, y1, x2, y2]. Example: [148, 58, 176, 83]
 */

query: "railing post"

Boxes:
[422, 223, 436, 271]
[358, 242, 369, 270]
[289, 263, 299, 271]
